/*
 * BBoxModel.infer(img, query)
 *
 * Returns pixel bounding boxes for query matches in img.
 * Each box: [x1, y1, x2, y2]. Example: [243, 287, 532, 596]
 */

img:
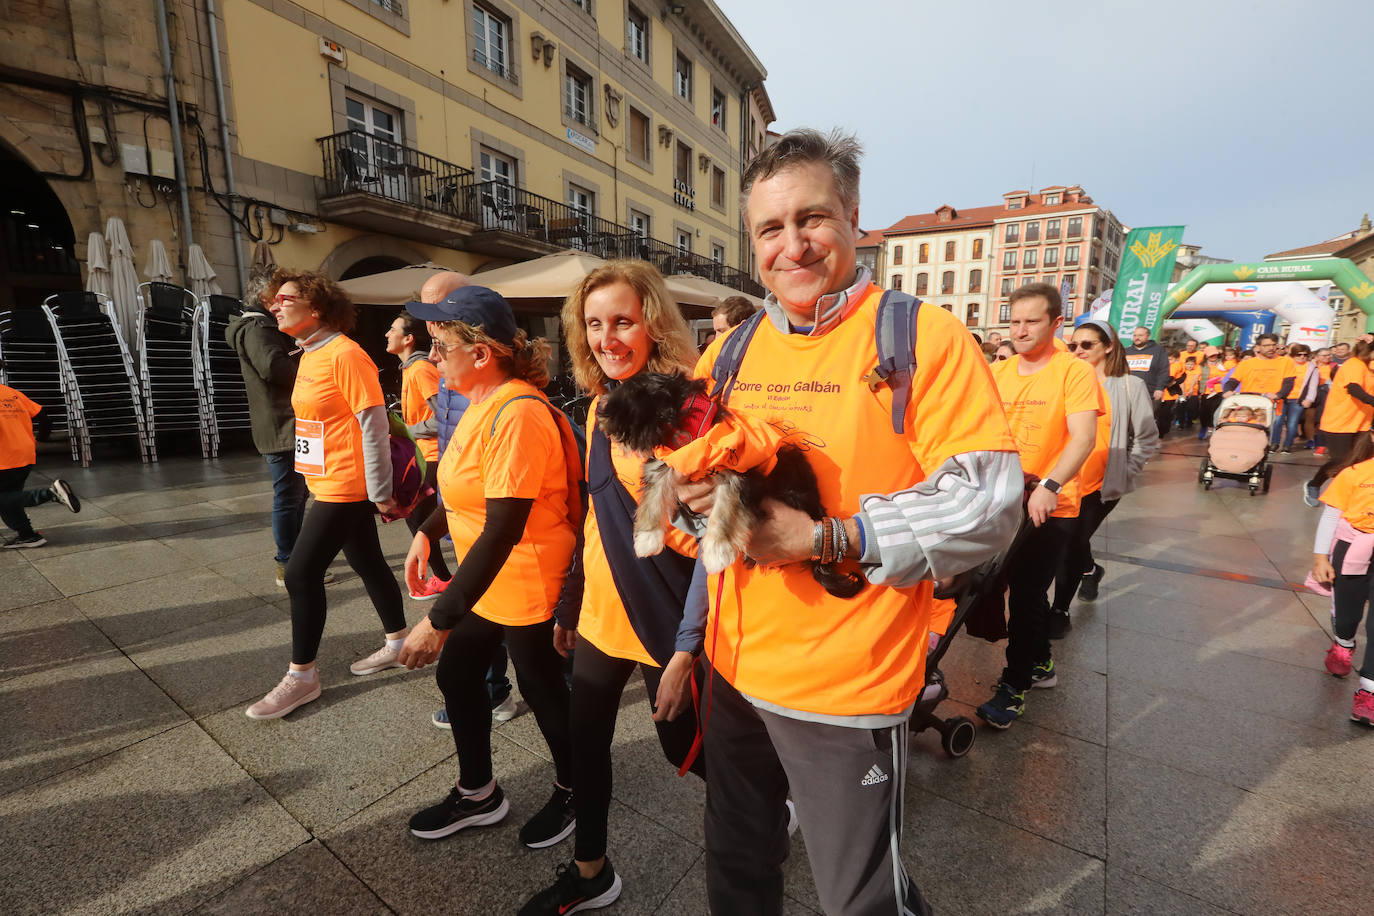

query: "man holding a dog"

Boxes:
[679, 128, 1022, 915]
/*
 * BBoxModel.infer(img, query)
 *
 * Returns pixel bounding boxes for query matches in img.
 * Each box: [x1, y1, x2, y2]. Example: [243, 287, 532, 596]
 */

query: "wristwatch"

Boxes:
[1039, 478, 1063, 494]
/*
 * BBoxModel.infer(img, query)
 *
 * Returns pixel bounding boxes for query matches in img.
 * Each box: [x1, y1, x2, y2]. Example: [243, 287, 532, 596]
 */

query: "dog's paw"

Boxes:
[701, 536, 738, 575]
[634, 529, 666, 558]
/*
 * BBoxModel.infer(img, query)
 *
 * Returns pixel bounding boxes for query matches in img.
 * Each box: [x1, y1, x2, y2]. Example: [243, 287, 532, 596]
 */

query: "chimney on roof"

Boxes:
[1361, 213, 1372, 236]
[936, 205, 955, 223]
[1065, 185, 1083, 203]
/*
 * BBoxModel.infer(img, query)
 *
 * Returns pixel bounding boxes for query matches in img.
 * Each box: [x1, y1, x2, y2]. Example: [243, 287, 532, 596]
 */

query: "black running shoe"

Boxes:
[409, 784, 509, 840]
[519, 859, 622, 915]
[1078, 564, 1105, 601]
[3, 533, 46, 549]
[519, 784, 576, 848]
[1047, 610, 1072, 640]
[49, 479, 80, 513]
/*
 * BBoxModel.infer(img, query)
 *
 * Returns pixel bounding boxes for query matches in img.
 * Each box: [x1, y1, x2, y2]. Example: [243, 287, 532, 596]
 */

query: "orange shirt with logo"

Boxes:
[0, 385, 42, 470]
[438, 379, 576, 627]
[691, 286, 1016, 718]
[993, 350, 1104, 517]
[291, 334, 385, 502]
[1078, 388, 1112, 496]
[1320, 359, 1374, 434]
[1321, 459, 1374, 533]
[1231, 355, 1298, 397]
[576, 395, 698, 666]
[401, 357, 442, 464]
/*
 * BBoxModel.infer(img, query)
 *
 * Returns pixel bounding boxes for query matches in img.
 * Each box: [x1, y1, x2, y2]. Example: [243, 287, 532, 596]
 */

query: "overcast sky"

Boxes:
[718, 0, 1373, 262]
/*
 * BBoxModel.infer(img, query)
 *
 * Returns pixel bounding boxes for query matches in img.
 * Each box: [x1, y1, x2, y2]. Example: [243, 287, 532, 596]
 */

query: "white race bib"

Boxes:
[295, 418, 325, 476]
[1125, 353, 1152, 373]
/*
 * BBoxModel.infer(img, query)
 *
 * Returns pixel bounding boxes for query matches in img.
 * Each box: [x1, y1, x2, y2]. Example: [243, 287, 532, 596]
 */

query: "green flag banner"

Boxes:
[1108, 225, 1185, 336]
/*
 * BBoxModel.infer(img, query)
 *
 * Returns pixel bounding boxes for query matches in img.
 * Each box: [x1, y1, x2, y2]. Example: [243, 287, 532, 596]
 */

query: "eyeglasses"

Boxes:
[430, 338, 460, 358]
[1066, 341, 1099, 352]
[272, 293, 303, 306]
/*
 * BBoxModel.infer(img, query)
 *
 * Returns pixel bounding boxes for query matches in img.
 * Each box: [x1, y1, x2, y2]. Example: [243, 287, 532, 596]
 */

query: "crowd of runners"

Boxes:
[6, 127, 1373, 916]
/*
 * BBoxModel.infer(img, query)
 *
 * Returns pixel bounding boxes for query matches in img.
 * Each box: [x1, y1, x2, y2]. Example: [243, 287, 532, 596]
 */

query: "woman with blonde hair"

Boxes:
[398, 286, 582, 852]
[520, 260, 707, 915]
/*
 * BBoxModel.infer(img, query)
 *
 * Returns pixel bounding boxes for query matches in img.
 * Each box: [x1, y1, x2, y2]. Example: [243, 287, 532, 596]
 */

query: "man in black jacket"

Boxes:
[227, 265, 310, 587]
[1125, 326, 1171, 437]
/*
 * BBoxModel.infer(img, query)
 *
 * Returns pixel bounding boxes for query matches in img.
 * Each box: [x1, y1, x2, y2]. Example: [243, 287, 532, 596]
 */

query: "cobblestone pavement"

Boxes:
[2, 436, 1371, 915]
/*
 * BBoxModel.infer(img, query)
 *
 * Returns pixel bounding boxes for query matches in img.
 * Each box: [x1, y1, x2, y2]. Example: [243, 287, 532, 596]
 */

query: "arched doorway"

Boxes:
[340, 255, 407, 281]
[0, 142, 80, 311]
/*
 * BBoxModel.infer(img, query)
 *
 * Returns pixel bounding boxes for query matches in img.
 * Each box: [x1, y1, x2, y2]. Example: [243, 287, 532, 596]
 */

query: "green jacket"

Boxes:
[225, 303, 298, 455]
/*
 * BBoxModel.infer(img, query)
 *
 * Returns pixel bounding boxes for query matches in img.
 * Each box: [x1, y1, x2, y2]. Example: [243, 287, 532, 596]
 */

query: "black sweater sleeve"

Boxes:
[1348, 383, 1374, 407]
[427, 497, 534, 630]
[1276, 377, 1295, 399]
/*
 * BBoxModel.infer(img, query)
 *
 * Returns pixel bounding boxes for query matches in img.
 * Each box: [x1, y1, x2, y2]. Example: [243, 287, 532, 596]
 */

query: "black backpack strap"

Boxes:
[709, 309, 767, 405]
[869, 290, 922, 434]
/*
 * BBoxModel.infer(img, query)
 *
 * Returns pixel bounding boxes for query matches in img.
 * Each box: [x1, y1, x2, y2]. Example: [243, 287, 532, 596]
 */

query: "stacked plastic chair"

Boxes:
[201, 294, 252, 450]
[0, 307, 72, 459]
[41, 291, 154, 466]
[136, 282, 215, 458]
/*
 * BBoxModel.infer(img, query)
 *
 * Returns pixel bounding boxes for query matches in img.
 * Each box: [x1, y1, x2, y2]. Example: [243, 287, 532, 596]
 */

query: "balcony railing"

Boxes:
[318, 130, 473, 219]
[316, 133, 763, 297]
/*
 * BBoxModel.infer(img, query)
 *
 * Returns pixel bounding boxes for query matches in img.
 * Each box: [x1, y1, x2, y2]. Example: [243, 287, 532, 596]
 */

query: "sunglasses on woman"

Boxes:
[272, 293, 303, 306]
[1066, 340, 1099, 352]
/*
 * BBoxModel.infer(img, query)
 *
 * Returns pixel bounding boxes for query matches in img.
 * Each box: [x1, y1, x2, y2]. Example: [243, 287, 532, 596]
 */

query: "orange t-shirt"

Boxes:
[1231, 355, 1297, 397]
[1319, 363, 1334, 384]
[401, 356, 441, 464]
[993, 350, 1105, 517]
[1320, 359, 1374, 434]
[692, 286, 1016, 718]
[1180, 365, 1201, 397]
[577, 395, 698, 667]
[291, 334, 385, 502]
[438, 379, 576, 627]
[1223, 359, 1238, 371]
[1161, 359, 1181, 402]
[0, 385, 42, 470]
[1321, 459, 1374, 533]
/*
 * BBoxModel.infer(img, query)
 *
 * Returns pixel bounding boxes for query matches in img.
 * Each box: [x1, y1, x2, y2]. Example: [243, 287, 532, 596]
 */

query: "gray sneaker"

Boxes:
[1304, 483, 1322, 508]
[246, 672, 321, 719]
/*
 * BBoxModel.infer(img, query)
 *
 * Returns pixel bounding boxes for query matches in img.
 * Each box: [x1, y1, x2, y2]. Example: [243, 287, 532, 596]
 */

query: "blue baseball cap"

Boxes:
[405, 285, 518, 347]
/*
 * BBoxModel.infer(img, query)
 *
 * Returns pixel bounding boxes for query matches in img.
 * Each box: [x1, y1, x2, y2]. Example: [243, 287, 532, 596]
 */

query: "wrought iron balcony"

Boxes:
[315, 133, 762, 298]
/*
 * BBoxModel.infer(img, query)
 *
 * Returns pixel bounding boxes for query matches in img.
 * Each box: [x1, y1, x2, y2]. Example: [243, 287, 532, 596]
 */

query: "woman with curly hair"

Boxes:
[519, 260, 712, 915]
[245, 268, 407, 720]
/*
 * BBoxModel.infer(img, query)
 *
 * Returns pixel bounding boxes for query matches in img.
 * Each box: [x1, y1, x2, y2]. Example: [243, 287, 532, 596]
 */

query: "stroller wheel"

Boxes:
[940, 716, 977, 758]
[1197, 459, 1209, 483]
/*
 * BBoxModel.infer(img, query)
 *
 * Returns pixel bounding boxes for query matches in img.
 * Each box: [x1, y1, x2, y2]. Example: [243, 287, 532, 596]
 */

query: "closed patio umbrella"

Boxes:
[663, 273, 765, 312]
[143, 239, 174, 283]
[337, 261, 464, 305]
[250, 240, 277, 272]
[84, 231, 112, 299]
[104, 217, 140, 343]
[187, 243, 222, 298]
[467, 250, 608, 300]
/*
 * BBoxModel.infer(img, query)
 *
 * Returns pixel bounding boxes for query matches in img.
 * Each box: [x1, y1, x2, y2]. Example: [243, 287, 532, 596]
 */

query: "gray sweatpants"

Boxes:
[703, 667, 932, 916]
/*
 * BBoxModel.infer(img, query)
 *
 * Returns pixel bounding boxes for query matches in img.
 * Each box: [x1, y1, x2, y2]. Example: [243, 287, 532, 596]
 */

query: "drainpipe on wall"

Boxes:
[154, 0, 195, 260]
[204, 0, 246, 295]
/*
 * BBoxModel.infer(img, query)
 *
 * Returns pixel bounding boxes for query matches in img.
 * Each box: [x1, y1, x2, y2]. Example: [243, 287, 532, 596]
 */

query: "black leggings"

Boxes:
[1310, 431, 1362, 490]
[436, 613, 572, 790]
[1051, 491, 1119, 611]
[405, 464, 450, 580]
[1002, 516, 1075, 691]
[1331, 542, 1374, 681]
[285, 499, 406, 665]
[571, 638, 705, 861]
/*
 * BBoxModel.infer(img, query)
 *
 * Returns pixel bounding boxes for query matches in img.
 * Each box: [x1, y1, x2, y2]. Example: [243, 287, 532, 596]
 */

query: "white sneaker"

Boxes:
[492, 694, 520, 722]
[785, 799, 799, 836]
[350, 645, 403, 676]
[246, 673, 321, 719]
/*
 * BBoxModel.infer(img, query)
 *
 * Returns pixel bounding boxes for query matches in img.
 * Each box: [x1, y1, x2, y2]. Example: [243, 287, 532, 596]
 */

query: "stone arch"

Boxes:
[317, 234, 428, 280]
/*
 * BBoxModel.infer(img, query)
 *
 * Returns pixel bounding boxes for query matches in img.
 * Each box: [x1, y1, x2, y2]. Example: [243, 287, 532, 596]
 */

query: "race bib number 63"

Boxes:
[295, 419, 325, 476]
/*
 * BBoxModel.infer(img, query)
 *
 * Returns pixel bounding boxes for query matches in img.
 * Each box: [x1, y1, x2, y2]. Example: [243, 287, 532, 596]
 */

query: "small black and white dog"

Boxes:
[596, 371, 864, 599]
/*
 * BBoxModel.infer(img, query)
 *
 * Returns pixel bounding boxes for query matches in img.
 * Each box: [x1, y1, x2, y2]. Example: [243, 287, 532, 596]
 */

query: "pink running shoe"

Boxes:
[350, 644, 403, 675]
[1352, 689, 1374, 726]
[246, 673, 321, 719]
[1325, 641, 1355, 678]
[409, 575, 451, 601]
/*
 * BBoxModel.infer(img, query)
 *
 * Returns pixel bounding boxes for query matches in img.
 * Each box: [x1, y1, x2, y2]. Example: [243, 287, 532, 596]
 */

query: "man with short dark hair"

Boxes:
[979, 282, 1102, 728]
[711, 295, 757, 336]
[1126, 325, 1170, 436]
[1333, 341, 1352, 366]
[679, 128, 1021, 915]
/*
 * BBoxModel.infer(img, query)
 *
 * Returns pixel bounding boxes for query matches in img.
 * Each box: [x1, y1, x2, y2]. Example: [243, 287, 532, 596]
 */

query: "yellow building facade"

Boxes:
[220, 0, 769, 289]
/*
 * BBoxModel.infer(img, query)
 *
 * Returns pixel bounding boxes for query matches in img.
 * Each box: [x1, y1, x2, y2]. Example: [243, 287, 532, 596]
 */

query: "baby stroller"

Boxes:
[1198, 392, 1274, 495]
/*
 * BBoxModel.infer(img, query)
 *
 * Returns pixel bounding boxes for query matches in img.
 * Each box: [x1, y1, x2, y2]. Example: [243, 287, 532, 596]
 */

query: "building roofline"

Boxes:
[688, 0, 768, 85]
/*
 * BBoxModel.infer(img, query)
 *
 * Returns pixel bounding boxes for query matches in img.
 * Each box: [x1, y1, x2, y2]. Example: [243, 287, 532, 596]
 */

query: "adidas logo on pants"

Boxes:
[860, 765, 889, 786]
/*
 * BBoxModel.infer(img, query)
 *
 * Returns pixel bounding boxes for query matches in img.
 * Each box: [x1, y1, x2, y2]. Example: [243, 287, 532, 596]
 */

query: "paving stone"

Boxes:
[321, 740, 703, 916]
[0, 598, 114, 683]
[0, 562, 64, 612]
[11, 512, 142, 558]
[27, 538, 201, 596]
[70, 566, 265, 648]
[117, 500, 260, 540]
[654, 853, 822, 915]
[1105, 868, 1237, 915]
[1106, 749, 1373, 916]
[161, 516, 284, 565]
[0, 649, 186, 795]
[199, 663, 454, 833]
[190, 840, 389, 915]
[0, 723, 308, 916]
